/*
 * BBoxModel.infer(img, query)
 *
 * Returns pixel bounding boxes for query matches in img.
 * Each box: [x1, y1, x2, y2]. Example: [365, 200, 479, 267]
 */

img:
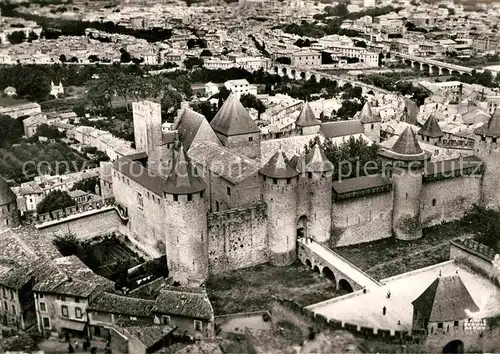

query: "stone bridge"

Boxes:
[391, 52, 474, 76]
[297, 238, 381, 293]
[268, 63, 390, 95]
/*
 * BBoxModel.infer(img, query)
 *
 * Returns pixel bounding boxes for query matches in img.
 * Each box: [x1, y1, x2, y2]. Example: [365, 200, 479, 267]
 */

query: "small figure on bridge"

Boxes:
[363, 287, 367, 294]
[386, 290, 391, 299]
[382, 306, 387, 315]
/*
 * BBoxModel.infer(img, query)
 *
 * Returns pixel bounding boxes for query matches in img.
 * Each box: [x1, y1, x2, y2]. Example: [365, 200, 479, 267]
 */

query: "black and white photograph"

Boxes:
[0, 0, 499, 352]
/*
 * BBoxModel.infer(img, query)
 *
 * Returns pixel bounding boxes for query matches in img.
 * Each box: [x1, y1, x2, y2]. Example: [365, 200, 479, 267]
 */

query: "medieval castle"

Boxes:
[103, 94, 500, 285]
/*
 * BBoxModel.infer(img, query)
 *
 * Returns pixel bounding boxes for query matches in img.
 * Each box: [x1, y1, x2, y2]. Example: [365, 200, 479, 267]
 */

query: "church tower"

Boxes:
[210, 93, 261, 160]
[358, 102, 381, 143]
[0, 176, 19, 233]
[295, 102, 321, 136]
[260, 150, 299, 265]
[417, 115, 443, 146]
[474, 108, 500, 210]
[379, 127, 430, 240]
[297, 144, 333, 244]
[163, 146, 208, 285]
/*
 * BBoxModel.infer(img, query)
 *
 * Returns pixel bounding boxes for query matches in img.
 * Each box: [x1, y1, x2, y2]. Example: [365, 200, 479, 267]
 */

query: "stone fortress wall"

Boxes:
[331, 190, 393, 247]
[208, 202, 268, 273]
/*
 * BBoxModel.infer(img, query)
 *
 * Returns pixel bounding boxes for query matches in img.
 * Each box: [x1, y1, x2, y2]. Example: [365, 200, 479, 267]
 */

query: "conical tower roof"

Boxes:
[475, 107, 500, 138]
[210, 93, 260, 136]
[299, 144, 333, 172]
[164, 146, 206, 195]
[412, 275, 479, 322]
[358, 102, 380, 124]
[296, 102, 321, 127]
[418, 115, 443, 138]
[379, 127, 430, 162]
[0, 176, 15, 205]
[260, 150, 299, 178]
[392, 127, 423, 155]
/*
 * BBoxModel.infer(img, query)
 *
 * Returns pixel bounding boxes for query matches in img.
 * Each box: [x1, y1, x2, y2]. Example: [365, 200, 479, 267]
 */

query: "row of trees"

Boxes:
[0, 66, 51, 101]
[304, 135, 380, 180]
[2, 5, 173, 43]
[6, 30, 38, 44]
[358, 73, 429, 105]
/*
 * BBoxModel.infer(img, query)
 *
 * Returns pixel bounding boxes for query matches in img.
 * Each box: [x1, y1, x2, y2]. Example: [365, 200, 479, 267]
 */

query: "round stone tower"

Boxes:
[474, 108, 500, 209]
[379, 127, 430, 240]
[0, 176, 19, 232]
[297, 144, 334, 244]
[163, 146, 208, 285]
[260, 150, 299, 266]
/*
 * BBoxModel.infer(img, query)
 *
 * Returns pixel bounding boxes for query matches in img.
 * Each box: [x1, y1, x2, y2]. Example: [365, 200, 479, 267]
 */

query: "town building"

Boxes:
[224, 79, 258, 99]
[0, 97, 41, 119]
[0, 176, 20, 232]
[291, 50, 322, 67]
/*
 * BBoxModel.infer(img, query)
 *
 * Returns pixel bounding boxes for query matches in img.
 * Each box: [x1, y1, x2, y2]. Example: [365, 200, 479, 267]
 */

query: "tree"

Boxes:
[304, 135, 380, 180]
[53, 233, 80, 256]
[72, 177, 99, 194]
[240, 93, 266, 119]
[59, 54, 67, 63]
[27, 31, 38, 42]
[36, 124, 64, 140]
[37, 190, 75, 214]
[0, 115, 23, 147]
[120, 48, 132, 63]
[88, 54, 99, 62]
[183, 57, 203, 70]
[200, 49, 212, 57]
[7, 31, 26, 44]
[354, 40, 367, 48]
[218, 86, 231, 108]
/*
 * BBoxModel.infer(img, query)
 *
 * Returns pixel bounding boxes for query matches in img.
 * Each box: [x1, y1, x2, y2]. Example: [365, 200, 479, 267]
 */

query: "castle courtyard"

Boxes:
[306, 261, 500, 332]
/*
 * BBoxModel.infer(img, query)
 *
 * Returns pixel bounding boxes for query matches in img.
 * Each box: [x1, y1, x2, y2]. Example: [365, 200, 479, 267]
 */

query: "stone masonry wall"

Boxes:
[36, 208, 121, 239]
[208, 203, 267, 273]
[421, 176, 481, 227]
[331, 191, 393, 247]
[112, 169, 165, 257]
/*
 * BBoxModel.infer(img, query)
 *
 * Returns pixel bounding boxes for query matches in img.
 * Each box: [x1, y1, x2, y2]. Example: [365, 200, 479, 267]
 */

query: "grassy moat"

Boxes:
[335, 220, 476, 280]
[206, 261, 339, 315]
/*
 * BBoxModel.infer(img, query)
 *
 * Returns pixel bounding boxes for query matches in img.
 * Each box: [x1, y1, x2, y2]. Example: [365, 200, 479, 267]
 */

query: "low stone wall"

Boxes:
[35, 207, 121, 239]
[450, 239, 500, 286]
[273, 297, 423, 345]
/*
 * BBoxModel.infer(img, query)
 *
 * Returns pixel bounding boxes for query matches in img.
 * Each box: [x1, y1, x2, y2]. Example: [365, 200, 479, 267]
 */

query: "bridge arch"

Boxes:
[322, 266, 336, 284]
[291, 69, 296, 80]
[297, 215, 308, 239]
[282, 67, 288, 76]
[441, 67, 451, 76]
[451, 70, 460, 76]
[309, 74, 317, 83]
[338, 279, 354, 293]
[300, 71, 306, 80]
[313, 265, 320, 273]
[273, 66, 279, 74]
[443, 340, 464, 354]
[305, 259, 312, 268]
